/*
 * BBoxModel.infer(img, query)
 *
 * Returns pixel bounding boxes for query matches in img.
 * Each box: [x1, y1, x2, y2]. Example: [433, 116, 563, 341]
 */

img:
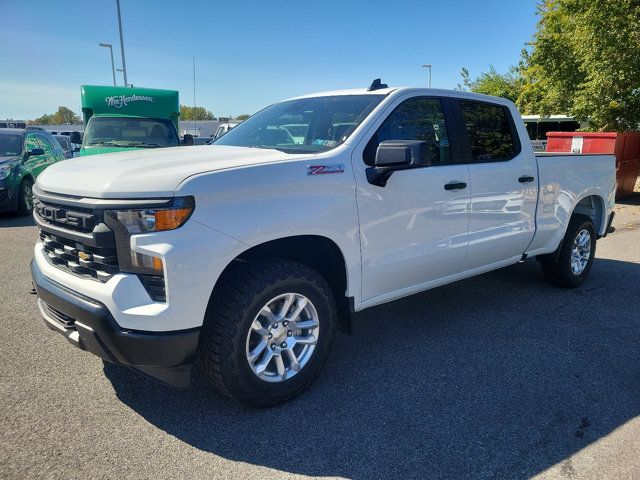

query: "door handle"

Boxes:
[518, 175, 535, 183]
[444, 181, 467, 191]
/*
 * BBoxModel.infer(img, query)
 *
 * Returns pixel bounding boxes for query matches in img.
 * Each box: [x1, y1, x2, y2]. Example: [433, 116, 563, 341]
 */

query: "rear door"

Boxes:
[353, 95, 470, 302]
[456, 100, 538, 270]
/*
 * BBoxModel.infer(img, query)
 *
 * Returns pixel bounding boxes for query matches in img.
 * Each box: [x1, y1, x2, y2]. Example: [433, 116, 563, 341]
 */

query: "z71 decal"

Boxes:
[307, 164, 345, 175]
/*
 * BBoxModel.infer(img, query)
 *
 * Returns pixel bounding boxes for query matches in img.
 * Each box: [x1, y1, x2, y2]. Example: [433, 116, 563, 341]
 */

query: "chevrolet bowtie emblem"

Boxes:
[78, 251, 91, 261]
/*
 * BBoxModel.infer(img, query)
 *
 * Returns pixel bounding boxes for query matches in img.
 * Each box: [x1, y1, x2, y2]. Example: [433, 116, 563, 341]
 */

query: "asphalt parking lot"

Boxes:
[1, 196, 639, 480]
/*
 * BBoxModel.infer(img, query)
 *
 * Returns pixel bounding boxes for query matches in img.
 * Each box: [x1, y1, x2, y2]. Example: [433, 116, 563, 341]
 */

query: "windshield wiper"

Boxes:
[123, 142, 163, 148]
[87, 141, 123, 147]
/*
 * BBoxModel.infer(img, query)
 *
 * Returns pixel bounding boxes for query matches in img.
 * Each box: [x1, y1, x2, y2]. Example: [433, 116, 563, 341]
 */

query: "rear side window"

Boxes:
[364, 97, 451, 166]
[56, 137, 70, 149]
[460, 101, 517, 162]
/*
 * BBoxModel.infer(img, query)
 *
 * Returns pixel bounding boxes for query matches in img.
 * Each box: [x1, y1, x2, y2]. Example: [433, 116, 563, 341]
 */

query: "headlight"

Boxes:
[104, 196, 195, 276]
[0, 165, 12, 180]
[106, 197, 195, 234]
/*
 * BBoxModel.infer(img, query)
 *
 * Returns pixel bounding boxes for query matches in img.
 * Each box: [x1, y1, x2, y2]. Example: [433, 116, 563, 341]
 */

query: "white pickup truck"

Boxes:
[31, 82, 616, 407]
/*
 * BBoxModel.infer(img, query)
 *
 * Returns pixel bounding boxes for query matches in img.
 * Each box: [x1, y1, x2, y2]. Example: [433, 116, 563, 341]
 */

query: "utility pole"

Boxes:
[193, 56, 197, 135]
[115, 0, 128, 86]
[421, 64, 432, 88]
[99, 43, 116, 86]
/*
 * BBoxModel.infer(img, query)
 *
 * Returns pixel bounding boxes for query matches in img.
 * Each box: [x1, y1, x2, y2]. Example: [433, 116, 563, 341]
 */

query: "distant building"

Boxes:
[0, 120, 27, 129]
[179, 120, 221, 138]
[34, 124, 84, 135]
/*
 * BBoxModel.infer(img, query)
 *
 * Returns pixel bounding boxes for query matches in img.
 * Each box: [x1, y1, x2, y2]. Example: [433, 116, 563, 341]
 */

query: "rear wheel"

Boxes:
[541, 214, 596, 288]
[197, 258, 336, 408]
[16, 178, 34, 216]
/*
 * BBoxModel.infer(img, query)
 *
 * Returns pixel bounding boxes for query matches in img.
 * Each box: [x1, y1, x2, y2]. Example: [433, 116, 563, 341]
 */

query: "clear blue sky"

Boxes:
[1, 0, 540, 120]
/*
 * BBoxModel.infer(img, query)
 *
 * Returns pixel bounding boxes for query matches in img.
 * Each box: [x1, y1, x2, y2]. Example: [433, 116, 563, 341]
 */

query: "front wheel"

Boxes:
[16, 178, 34, 216]
[541, 214, 596, 288]
[197, 258, 336, 408]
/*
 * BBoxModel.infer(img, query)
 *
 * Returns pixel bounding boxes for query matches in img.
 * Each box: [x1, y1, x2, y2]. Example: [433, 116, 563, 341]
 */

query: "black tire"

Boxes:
[16, 177, 34, 216]
[196, 258, 337, 408]
[541, 214, 596, 288]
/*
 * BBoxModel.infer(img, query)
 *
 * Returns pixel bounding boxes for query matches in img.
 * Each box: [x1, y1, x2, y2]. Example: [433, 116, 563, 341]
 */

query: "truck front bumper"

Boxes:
[31, 259, 200, 387]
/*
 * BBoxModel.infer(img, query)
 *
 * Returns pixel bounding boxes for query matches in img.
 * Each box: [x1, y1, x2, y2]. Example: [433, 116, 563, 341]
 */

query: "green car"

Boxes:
[0, 128, 67, 215]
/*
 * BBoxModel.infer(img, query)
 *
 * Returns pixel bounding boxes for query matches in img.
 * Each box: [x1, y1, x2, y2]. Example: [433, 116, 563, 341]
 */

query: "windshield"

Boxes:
[214, 95, 385, 153]
[0, 134, 22, 156]
[83, 117, 179, 148]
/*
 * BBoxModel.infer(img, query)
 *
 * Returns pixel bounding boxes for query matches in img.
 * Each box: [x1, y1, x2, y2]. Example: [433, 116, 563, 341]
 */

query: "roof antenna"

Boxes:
[367, 78, 388, 91]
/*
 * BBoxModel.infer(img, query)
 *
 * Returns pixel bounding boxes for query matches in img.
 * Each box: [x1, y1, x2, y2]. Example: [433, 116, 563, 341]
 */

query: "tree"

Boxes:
[462, 0, 640, 131]
[180, 105, 214, 121]
[458, 66, 525, 104]
[235, 114, 250, 121]
[30, 106, 81, 125]
[519, 0, 640, 131]
[52, 106, 81, 124]
[30, 113, 53, 125]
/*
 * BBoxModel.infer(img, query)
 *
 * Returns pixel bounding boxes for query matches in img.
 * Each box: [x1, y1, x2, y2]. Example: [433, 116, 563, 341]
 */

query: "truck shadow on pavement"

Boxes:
[0, 212, 35, 227]
[104, 258, 640, 480]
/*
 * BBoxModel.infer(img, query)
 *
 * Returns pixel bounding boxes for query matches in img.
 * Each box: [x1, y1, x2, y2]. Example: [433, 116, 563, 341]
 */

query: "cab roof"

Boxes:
[286, 86, 516, 107]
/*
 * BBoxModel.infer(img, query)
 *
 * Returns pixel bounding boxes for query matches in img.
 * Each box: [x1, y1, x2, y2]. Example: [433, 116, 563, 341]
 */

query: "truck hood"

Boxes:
[36, 145, 312, 198]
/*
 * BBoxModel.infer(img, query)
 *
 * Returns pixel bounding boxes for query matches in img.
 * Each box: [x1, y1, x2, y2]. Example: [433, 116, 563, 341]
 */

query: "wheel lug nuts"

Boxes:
[270, 343, 276, 350]
[283, 321, 288, 326]
[273, 323, 278, 328]
[268, 333, 273, 339]
[280, 342, 287, 348]
[287, 330, 292, 337]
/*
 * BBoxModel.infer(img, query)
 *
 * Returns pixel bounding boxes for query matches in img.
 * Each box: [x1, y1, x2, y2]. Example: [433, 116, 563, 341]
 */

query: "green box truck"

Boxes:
[71, 85, 181, 156]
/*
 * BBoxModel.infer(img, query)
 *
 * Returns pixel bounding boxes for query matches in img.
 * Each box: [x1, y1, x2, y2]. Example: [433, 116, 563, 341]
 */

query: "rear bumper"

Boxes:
[31, 259, 200, 387]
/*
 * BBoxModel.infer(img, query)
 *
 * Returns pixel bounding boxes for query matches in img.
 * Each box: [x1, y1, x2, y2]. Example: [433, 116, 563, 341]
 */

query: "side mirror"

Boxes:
[69, 131, 82, 145]
[27, 148, 45, 157]
[182, 134, 194, 146]
[367, 140, 431, 187]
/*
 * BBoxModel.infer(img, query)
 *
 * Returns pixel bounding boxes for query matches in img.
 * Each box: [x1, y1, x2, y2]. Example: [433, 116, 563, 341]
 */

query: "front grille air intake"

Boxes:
[40, 230, 119, 283]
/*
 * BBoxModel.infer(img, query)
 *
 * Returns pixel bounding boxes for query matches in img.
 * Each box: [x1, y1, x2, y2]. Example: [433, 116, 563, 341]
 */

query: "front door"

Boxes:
[23, 133, 49, 178]
[353, 95, 470, 302]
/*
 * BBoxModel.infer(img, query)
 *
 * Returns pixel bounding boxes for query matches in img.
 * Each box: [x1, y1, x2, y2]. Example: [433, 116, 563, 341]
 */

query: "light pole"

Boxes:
[115, 0, 128, 86]
[421, 64, 432, 88]
[99, 43, 116, 86]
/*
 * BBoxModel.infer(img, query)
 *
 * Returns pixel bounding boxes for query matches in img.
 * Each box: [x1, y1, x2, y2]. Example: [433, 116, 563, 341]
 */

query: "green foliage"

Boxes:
[520, 0, 640, 131]
[30, 106, 81, 125]
[462, 0, 640, 131]
[180, 105, 214, 121]
[458, 66, 525, 104]
[235, 114, 250, 121]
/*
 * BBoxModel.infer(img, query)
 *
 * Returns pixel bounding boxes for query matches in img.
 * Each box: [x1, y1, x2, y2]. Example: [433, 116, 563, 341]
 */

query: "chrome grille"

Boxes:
[40, 230, 119, 282]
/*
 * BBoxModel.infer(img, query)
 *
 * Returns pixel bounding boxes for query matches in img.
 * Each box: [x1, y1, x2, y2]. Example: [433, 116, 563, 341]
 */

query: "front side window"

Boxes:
[83, 117, 180, 148]
[214, 95, 385, 153]
[25, 134, 39, 153]
[460, 101, 517, 162]
[364, 97, 451, 166]
[36, 135, 54, 152]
